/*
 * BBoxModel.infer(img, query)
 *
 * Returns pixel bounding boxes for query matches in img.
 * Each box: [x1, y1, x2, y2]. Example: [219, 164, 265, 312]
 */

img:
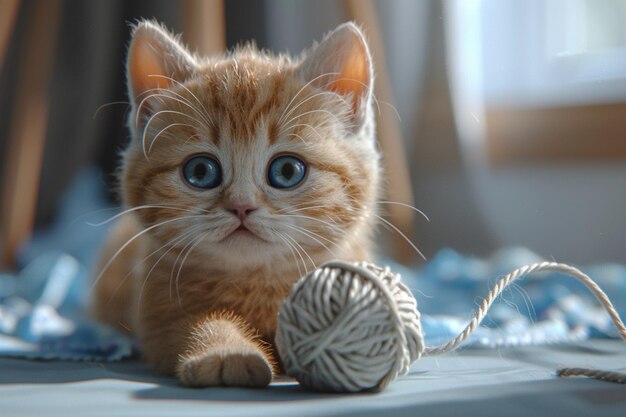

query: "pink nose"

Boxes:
[226, 203, 258, 220]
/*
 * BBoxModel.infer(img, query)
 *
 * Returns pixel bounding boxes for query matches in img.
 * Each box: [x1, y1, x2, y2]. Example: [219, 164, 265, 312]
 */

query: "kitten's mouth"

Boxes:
[222, 223, 265, 242]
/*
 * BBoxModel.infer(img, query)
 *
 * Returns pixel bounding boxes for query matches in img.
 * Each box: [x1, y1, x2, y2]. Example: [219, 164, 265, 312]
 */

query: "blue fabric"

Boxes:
[0, 252, 133, 360]
[395, 248, 626, 348]
[0, 169, 133, 361]
[0, 169, 624, 361]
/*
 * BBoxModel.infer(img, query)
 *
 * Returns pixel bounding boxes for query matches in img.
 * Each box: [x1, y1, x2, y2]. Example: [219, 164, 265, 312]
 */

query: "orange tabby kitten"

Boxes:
[93, 20, 380, 388]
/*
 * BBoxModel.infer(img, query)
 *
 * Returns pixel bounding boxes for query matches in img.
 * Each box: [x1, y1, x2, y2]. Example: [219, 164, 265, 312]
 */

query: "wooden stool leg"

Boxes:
[0, 0, 62, 270]
[344, 0, 418, 263]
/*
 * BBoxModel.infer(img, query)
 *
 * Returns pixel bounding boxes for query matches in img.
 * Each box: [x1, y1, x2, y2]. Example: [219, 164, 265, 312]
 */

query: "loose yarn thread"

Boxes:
[275, 260, 626, 392]
[557, 367, 625, 384]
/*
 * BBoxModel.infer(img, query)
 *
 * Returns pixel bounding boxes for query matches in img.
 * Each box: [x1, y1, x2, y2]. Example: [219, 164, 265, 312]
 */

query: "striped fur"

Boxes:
[93, 20, 380, 387]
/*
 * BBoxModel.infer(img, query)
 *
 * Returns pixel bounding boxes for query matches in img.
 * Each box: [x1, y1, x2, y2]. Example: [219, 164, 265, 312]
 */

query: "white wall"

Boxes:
[447, 0, 626, 263]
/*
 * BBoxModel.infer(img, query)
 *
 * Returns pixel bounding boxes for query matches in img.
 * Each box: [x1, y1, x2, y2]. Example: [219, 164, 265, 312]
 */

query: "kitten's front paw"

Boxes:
[177, 348, 273, 388]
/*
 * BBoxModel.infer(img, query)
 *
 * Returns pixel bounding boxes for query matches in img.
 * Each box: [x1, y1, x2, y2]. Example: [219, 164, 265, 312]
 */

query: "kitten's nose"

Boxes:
[226, 202, 258, 220]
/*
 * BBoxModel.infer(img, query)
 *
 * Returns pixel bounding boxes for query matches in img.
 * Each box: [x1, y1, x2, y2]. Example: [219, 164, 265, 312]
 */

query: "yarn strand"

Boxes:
[424, 262, 626, 356]
[557, 367, 626, 384]
[276, 260, 626, 392]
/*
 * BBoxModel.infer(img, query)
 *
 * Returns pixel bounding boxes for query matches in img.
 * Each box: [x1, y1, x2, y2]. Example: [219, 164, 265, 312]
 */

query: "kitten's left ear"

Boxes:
[127, 20, 197, 107]
[298, 23, 374, 131]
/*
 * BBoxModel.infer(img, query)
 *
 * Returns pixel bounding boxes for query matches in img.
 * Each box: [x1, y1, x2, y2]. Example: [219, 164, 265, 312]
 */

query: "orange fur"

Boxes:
[93, 20, 380, 387]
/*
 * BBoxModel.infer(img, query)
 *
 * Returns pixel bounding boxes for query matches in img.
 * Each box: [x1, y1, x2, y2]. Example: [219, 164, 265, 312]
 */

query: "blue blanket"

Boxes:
[1, 170, 624, 361]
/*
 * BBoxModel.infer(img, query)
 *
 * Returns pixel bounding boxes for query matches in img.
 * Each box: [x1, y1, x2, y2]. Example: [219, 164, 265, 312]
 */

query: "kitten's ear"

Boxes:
[127, 20, 197, 106]
[298, 23, 373, 130]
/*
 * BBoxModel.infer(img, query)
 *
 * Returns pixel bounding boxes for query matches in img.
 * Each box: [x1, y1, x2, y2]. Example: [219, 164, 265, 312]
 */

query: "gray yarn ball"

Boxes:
[275, 261, 424, 392]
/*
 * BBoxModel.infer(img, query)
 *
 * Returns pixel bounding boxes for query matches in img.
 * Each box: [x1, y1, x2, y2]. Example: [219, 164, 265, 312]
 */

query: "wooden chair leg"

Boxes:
[182, 0, 226, 56]
[344, 0, 418, 263]
[0, 0, 62, 270]
[0, 0, 20, 71]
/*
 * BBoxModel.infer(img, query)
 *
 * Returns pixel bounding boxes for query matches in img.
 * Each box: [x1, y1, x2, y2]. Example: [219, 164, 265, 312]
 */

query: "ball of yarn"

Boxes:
[275, 261, 424, 392]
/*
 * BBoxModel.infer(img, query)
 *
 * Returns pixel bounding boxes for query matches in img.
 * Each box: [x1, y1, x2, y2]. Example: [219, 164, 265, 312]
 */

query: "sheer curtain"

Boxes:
[445, 0, 626, 263]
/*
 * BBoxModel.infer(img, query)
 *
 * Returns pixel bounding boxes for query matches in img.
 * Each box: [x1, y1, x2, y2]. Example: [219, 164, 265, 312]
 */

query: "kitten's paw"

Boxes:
[177, 349, 273, 388]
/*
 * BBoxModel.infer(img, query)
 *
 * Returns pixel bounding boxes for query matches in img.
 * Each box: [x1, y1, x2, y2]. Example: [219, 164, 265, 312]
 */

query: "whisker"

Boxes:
[378, 99, 401, 122]
[277, 72, 340, 125]
[135, 91, 163, 127]
[69, 206, 122, 227]
[141, 109, 200, 159]
[135, 90, 212, 128]
[276, 231, 307, 275]
[275, 201, 329, 213]
[277, 214, 344, 234]
[173, 230, 211, 307]
[148, 122, 196, 154]
[377, 201, 430, 222]
[281, 110, 348, 138]
[281, 123, 324, 141]
[146, 74, 212, 125]
[138, 227, 206, 308]
[127, 225, 205, 310]
[91, 214, 207, 291]
[329, 76, 382, 117]
[287, 223, 342, 249]
[279, 204, 343, 214]
[93, 101, 130, 120]
[285, 241, 305, 277]
[286, 132, 307, 144]
[183, 134, 201, 146]
[138, 234, 198, 311]
[282, 232, 317, 270]
[169, 228, 206, 303]
[87, 205, 210, 227]
[274, 231, 303, 277]
[375, 214, 426, 261]
[135, 91, 167, 128]
[284, 223, 338, 258]
[278, 73, 385, 141]
[281, 108, 340, 133]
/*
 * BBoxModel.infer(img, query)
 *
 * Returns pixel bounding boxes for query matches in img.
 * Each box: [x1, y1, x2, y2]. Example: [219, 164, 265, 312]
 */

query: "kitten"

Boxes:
[93, 20, 380, 388]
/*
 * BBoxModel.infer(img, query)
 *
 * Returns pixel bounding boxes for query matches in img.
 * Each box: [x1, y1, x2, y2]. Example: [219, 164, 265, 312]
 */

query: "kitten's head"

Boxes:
[121, 20, 380, 269]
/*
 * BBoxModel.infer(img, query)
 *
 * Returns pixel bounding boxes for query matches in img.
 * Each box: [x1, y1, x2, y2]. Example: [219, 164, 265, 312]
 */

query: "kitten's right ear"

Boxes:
[298, 23, 373, 132]
[127, 20, 197, 107]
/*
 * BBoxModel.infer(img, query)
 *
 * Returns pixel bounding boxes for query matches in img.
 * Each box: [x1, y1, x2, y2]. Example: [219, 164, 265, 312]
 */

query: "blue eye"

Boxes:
[268, 155, 307, 189]
[183, 155, 222, 189]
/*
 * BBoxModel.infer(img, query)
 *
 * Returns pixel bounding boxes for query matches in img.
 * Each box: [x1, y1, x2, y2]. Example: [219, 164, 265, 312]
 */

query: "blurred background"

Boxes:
[1, 0, 625, 271]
